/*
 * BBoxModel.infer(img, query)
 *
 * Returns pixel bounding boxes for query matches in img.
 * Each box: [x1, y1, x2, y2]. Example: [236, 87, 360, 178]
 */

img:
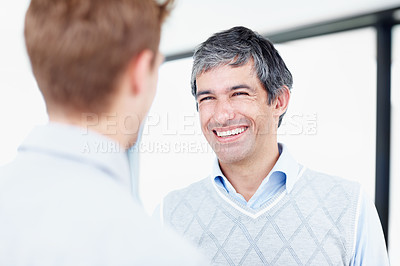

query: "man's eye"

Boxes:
[199, 96, 214, 102]
[232, 92, 249, 96]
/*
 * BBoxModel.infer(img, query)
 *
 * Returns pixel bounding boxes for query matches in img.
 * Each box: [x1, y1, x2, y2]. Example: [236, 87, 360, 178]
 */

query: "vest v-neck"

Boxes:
[209, 166, 307, 219]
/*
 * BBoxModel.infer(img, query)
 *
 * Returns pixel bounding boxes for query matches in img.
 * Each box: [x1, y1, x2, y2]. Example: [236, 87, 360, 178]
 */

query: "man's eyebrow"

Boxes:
[229, 84, 255, 92]
[196, 85, 255, 98]
[195, 90, 212, 99]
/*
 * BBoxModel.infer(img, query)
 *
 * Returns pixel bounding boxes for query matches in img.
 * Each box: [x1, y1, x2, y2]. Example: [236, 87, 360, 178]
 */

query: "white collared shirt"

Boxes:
[0, 123, 207, 266]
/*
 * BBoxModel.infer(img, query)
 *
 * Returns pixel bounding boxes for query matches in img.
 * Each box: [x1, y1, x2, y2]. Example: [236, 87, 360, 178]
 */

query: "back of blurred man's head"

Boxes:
[25, 0, 171, 115]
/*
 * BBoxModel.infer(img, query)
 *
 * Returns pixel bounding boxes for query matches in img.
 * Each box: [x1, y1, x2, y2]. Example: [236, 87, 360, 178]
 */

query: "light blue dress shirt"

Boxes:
[0, 123, 208, 266]
[213, 143, 389, 265]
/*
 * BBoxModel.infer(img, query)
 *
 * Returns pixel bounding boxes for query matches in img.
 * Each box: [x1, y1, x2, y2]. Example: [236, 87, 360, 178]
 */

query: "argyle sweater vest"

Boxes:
[162, 167, 361, 266]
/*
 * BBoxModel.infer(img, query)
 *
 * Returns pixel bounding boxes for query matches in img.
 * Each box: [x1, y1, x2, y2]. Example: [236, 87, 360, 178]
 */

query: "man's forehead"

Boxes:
[197, 62, 254, 80]
[197, 63, 257, 88]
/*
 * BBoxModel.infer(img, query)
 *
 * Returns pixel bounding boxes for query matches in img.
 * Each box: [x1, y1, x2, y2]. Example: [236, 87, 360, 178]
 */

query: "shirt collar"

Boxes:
[212, 143, 300, 193]
[270, 143, 300, 192]
[19, 122, 131, 191]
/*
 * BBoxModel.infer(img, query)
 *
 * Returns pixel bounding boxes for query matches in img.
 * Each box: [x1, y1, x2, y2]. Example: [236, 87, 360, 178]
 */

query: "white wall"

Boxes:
[0, 0, 48, 167]
[160, 0, 400, 55]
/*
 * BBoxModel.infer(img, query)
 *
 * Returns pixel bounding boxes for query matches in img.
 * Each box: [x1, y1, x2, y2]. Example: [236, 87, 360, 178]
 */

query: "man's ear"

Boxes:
[128, 49, 155, 96]
[273, 85, 291, 117]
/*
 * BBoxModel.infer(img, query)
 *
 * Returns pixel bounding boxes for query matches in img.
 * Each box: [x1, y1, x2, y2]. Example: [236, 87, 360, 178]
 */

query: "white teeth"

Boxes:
[216, 127, 246, 137]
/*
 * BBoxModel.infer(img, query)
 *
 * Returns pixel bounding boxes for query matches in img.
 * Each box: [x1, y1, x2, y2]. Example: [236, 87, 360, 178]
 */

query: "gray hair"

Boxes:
[191, 26, 293, 127]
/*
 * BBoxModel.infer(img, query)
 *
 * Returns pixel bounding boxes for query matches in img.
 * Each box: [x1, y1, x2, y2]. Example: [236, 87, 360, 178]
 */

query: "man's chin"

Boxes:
[208, 139, 253, 164]
[214, 150, 248, 165]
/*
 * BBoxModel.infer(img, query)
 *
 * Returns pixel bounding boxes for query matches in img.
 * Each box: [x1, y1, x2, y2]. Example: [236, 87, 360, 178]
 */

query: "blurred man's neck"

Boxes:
[48, 110, 137, 150]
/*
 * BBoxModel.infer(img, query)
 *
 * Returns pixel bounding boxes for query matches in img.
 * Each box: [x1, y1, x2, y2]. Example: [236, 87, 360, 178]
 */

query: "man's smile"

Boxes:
[212, 126, 249, 140]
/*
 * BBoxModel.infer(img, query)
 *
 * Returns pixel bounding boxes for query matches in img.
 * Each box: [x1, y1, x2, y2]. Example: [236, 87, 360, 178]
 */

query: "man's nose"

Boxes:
[213, 99, 235, 125]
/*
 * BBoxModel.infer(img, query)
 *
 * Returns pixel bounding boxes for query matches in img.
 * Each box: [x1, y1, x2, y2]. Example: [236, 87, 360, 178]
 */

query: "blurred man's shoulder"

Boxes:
[0, 157, 208, 265]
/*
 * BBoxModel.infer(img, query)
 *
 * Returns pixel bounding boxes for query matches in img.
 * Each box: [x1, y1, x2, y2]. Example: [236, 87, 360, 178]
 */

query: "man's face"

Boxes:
[196, 61, 278, 164]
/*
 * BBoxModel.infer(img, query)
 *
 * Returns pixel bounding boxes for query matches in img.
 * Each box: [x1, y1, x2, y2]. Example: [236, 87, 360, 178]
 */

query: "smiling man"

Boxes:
[161, 26, 389, 265]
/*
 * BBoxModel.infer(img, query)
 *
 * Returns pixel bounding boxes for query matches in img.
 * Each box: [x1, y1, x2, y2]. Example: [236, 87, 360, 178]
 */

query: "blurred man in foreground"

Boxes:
[0, 0, 207, 265]
[160, 26, 389, 265]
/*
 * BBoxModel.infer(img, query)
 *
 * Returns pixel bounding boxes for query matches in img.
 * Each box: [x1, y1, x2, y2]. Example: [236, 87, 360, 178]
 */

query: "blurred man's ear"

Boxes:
[273, 85, 290, 118]
[128, 49, 155, 96]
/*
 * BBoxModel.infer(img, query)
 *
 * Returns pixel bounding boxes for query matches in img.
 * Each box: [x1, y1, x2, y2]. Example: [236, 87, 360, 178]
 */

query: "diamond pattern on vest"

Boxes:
[164, 170, 359, 266]
[290, 225, 317, 264]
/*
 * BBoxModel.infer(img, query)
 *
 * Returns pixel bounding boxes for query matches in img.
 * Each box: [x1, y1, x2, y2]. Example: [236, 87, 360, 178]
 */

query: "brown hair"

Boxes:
[25, 0, 173, 113]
